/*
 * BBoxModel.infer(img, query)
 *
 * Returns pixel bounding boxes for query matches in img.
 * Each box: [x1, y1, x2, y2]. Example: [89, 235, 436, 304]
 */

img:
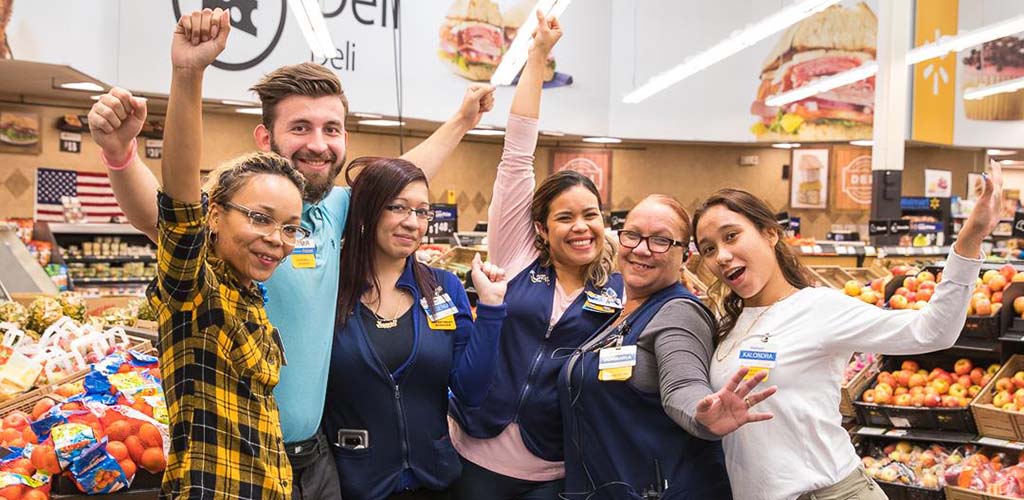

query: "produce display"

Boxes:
[843, 353, 879, 385]
[860, 359, 997, 408]
[946, 447, 1024, 497]
[860, 441, 965, 490]
[0, 350, 169, 498]
[0, 298, 150, 402]
[979, 369, 1024, 413]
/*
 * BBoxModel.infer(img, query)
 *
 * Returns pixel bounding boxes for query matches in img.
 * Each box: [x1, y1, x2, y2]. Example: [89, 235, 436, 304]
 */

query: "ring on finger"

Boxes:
[743, 396, 753, 409]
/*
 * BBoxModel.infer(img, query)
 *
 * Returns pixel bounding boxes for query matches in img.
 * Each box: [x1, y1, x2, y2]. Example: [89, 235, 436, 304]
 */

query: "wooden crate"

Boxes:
[971, 354, 1024, 441]
[841, 356, 881, 418]
[809, 266, 857, 289]
[945, 485, 1017, 500]
[845, 266, 890, 283]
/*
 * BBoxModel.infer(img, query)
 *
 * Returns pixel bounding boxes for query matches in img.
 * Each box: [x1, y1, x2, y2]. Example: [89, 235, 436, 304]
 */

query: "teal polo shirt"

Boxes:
[265, 186, 350, 443]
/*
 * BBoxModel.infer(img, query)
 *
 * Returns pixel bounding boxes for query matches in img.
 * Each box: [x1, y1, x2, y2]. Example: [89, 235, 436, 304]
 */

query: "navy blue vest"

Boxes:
[323, 259, 477, 500]
[449, 258, 624, 462]
[558, 283, 732, 500]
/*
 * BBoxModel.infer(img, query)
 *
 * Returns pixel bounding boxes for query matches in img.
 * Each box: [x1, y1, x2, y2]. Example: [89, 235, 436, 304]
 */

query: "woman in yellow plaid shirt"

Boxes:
[144, 9, 306, 499]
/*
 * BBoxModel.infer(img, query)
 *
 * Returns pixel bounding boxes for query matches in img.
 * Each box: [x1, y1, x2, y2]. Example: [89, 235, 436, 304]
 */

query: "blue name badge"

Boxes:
[737, 340, 778, 382]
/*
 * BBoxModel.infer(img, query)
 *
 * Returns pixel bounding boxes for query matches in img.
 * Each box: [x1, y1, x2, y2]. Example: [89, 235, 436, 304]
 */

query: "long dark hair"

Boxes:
[691, 189, 813, 345]
[336, 156, 437, 327]
[531, 170, 613, 287]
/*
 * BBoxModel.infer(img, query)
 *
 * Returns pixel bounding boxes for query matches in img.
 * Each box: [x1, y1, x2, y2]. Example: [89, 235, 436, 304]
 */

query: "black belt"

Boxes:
[286, 431, 329, 471]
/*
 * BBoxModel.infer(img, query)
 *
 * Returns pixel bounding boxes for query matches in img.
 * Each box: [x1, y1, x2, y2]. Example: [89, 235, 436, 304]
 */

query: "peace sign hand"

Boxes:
[695, 367, 776, 437]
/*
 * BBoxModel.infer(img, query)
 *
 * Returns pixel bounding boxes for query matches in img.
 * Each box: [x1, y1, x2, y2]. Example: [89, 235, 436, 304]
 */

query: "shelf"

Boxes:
[70, 277, 153, 285]
[63, 256, 155, 264]
[854, 426, 978, 445]
[47, 223, 143, 235]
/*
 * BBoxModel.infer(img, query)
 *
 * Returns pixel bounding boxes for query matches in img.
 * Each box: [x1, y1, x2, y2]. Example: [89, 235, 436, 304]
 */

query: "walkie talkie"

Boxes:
[642, 459, 665, 499]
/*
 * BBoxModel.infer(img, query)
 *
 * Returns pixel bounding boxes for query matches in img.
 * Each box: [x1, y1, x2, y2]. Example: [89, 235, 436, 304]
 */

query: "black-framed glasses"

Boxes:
[384, 204, 435, 221]
[618, 230, 685, 254]
[222, 201, 311, 245]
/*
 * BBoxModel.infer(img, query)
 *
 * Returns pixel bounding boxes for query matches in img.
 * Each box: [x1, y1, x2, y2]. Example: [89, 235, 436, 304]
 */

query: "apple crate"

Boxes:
[845, 266, 891, 283]
[853, 358, 980, 433]
[877, 481, 945, 500]
[962, 315, 1002, 340]
[51, 469, 162, 498]
[945, 485, 1017, 500]
[809, 266, 858, 289]
[971, 354, 1024, 442]
[841, 356, 882, 418]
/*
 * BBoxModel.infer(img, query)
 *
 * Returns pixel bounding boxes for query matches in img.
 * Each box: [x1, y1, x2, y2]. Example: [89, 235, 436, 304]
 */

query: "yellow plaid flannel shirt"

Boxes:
[147, 192, 292, 500]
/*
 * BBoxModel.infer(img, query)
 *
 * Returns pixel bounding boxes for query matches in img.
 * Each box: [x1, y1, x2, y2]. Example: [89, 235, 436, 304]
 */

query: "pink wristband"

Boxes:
[101, 138, 138, 171]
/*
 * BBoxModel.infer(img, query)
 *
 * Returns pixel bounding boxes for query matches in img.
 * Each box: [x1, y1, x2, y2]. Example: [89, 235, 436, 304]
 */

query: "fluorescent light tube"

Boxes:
[300, 0, 337, 57]
[358, 119, 405, 127]
[623, 0, 841, 103]
[582, 136, 622, 144]
[765, 62, 878, 107]
[236, 108, 263, 115]
[467, 129, 506, 136]
[288, 0, 331, 59]
[850, 140, 873, 146]
[771, 143, 801, 149]
[964, 75, 1024, 101]
[491, 0, 573, 86]
[987, 149, 1017, 156]
[61, 82, 104, 92]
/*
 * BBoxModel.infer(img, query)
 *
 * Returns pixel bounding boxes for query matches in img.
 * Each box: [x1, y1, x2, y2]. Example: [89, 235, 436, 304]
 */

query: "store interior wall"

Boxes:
[0, 104, 991, 239]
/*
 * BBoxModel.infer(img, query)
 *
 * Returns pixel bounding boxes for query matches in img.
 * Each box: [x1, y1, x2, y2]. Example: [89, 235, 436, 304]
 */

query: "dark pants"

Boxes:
[288, 431, 344, 500]
[387, 489, 451, 500]
[450, 457, 565, 500]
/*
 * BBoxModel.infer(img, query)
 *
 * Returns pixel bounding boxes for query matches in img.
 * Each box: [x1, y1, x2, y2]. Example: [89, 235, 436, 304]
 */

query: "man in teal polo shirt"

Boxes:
[89, 55, 494, 498]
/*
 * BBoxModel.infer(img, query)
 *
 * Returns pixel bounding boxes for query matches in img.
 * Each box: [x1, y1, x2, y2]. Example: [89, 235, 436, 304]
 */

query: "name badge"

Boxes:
[421, 293, 457, 322]
[290, 238, 316, 269]
[585, 290, 623, 310]
[427, 315, 457, 331]
[737, 339, 778, 382]
[598, 345, 637, 381]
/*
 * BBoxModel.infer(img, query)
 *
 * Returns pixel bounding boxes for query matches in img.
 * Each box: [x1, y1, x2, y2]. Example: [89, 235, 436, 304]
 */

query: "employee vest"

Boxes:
[449, 258, 624, 461]
[323, 259, 468, 500]
[559, 283, 732, 500]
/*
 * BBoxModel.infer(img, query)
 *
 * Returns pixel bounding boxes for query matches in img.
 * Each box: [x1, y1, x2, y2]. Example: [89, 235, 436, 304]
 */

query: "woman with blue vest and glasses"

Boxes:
[559, 195, 777, 500]
[447, 12, 623, 500]
[322, 156, 510, 500]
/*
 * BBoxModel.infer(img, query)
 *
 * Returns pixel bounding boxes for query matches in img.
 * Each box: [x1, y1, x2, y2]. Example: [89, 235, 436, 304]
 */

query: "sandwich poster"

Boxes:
[750, 2, 877, 143]
[790, 149, 829, 210]
[438, 0, 570, 88]
[0, 111, 40, 155]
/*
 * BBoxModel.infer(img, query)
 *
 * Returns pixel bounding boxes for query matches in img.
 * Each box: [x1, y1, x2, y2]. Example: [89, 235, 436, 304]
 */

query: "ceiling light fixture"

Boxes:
[352, 112, 383, 119]
[358, 119, 406, 127]
[235, 108, 263, 115]
[222, 99, 256, 106]
[491, 0, 574, 86]
[582, 136, 622, 144]
[287, 0, 336, 60]
[771, 143, 801, 149]
[61, 82, 105, 92]
[764, 14, 1024, 107]
[466, 128, 506, 136]
[540, 130, 566, 137]
[850, 140, 873, 146]
[987, 149, 1017, 156]
[965, 75, 1024, 101]
[622, 0, 841, 103]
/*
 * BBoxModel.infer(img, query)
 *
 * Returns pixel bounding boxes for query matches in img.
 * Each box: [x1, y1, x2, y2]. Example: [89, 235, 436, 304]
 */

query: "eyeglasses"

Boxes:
[618, 230, 685, 254]
[222, 201, 311, 245]
[384, 204, 435, 221]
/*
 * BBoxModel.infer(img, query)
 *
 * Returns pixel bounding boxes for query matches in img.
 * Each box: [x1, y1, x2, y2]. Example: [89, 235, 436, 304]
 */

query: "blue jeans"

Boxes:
[450, 457, 565, 500]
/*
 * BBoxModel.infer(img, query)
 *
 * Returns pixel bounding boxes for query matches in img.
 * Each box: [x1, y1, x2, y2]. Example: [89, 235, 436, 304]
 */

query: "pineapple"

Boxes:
[27, 296, 64, 332]
[58, 291, 87, 322]
[0, 301, 29, 328]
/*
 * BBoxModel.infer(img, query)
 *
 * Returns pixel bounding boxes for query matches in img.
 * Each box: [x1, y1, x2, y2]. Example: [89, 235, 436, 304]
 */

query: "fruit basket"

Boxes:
[854, 357, 988, 433]
[971, 355, 1024, 442]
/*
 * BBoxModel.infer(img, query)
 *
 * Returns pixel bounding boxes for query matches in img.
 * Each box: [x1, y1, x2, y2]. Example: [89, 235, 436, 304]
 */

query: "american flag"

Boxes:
[35, 168, 124, 222]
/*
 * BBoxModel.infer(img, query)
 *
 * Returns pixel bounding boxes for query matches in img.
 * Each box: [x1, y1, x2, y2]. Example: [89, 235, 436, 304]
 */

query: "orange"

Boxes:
[119, 458, 136, 479]
[31, 398, 55, 421]
[0, 485, 26, 500]
[140, 447, 166, 473]
[138, 423, 162, 449]
[106, 420, 131, 443]
[106, 441, 129, 461]
[24, 489, 47, 500]
[125, 435, 145, 464]
[131, 401, 153, 418]
[1, 427, 21, 444]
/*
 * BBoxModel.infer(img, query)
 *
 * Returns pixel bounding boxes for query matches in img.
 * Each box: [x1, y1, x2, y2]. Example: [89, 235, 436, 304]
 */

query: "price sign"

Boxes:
[59, 132, 81, 153]
[426, 203, 457, 243]
[145, 139, 163, 159]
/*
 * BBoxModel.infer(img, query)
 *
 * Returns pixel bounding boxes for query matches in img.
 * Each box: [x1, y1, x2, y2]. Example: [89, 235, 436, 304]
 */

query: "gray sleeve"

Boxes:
[634, 298, 719, 441]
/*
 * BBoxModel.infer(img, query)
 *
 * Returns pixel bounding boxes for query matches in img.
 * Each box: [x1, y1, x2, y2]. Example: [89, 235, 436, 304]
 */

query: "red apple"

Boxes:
[931, 379, 951, 395]
[908, 373, 928, 388]
[990, 363, 1004, 375]
[894, 371, 912, 387]
[923, 393, 941, 407]
[997, 377, 1014, 392]
[894, 394, 913, 407]
[970, 367, 985, 386]
[1001, 263, 1017, 281]
[910, 386, 925, 397]
[1013, 371, 1024, 389]
[955, 359, 974, 376]
[983, 374, 993, 387]
[993, 291, 1004, 304]
[902, 360, 920, 373]
[919, 281, 936, 293]
[949, 383, 967, 398]
[994, 391, 1013, 408]
[1015, 297, 1024, 315]
[916, 288, 934, 303]
[871, 278, 885, 293]
[895, 287, 911, 298]
[862, 389, 877, 403]
[984, 269, 1001, 284]
[874, 391, 892, 405]
[917, 271, 936, 283]
[991, 275, 1009, 292]
[877, 371, 896, 388]
[969, 385, 982, 398]
[941, 395, 960, 407]
[895, 386, 909, 396]
[859, 290, 878, 304]
[911, 393, 926, 407]
[975, 299, 993, 316]
[957, 375, 972, 388]
[905, 277, 920, 292]
[891, 266, 909, 276]
[875, 383, 894, 396]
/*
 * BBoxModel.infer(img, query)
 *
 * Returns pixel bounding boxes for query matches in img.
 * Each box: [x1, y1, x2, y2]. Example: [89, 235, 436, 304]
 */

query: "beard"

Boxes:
[270, 138, 345, 204]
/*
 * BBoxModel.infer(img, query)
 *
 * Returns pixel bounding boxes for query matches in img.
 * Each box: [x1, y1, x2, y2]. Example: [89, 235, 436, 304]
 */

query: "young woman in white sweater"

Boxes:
[690, 165, 1002, 500]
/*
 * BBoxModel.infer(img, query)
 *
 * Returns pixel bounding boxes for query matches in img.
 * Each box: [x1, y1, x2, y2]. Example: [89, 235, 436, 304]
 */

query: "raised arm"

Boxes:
[88, 88, 160, 242]
[163, 8, 230, 202]
[402, 84, 495, 180]
[486, 11, 563, 273]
